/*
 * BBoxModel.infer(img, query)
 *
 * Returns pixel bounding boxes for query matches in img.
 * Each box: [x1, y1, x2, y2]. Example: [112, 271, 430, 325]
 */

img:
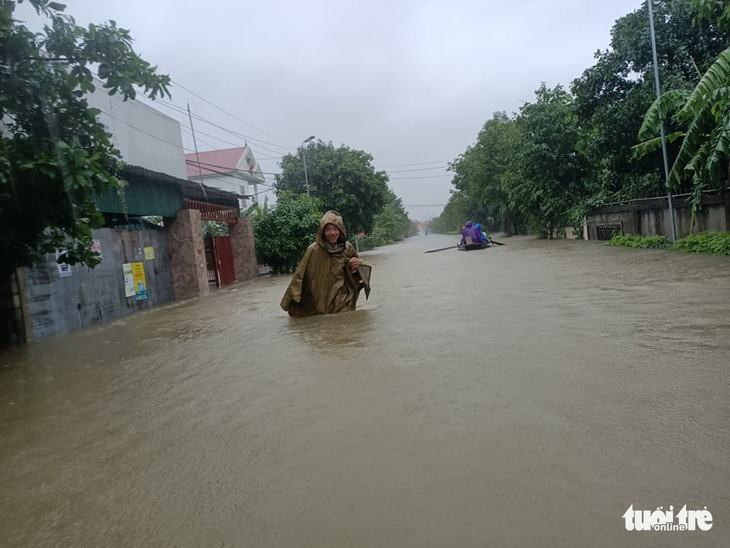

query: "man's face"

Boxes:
[324, 223, 341, 245]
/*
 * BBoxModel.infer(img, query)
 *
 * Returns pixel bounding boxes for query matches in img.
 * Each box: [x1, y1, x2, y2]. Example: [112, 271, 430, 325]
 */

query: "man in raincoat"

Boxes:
[280, 210, 372, 317]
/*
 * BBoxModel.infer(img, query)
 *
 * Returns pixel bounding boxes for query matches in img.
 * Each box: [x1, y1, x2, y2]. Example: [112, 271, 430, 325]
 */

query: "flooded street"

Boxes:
[1, 234, 728, 547]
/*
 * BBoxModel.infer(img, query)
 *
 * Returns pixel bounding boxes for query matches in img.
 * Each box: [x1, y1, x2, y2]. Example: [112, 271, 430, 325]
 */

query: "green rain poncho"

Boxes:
[280, 210, 371, 317]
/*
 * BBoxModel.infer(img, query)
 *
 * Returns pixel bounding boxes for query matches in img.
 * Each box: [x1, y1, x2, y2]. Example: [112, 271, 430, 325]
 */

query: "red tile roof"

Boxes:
[185, 147, 247, 178]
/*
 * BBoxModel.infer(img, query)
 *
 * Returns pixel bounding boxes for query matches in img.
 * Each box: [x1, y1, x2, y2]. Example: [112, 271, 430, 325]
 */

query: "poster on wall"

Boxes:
[123, 263, 135, 297]
[56, 250, 72, 278]
[132, 262, 148, 301]
[91, 239, 102, 259]
[144, 246, 155, 260]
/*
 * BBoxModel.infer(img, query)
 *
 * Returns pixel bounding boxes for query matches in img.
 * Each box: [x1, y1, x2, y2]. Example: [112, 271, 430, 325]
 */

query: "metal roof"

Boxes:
[93, 165, 240, 217]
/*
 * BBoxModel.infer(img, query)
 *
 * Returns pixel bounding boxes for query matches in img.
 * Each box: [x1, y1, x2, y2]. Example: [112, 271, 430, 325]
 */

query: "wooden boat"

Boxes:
[457, 236, 491, 251]
[458, 241, 491, 251]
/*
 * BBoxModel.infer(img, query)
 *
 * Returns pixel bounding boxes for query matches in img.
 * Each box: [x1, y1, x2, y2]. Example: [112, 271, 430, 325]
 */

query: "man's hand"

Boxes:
[349, 257, 360, 272]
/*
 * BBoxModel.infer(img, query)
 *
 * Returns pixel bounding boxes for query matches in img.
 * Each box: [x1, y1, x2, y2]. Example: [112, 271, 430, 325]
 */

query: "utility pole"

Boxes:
[302, 135, 315, 197]
[187, 103, 208, 201]
[647, 0, 678, 241]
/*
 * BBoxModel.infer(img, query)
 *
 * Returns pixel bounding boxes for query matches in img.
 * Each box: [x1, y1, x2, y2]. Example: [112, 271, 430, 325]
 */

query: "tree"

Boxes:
[571, 0, 726, 201]
[634, 0, 730, 214]
[429, 191, 471, 234]
[512, 84, 588, 238]
[252, 192, 321, 275]
[367, 189, 413, 246]
[275, 140, 389, 235]
[0, 0, 170, 274]
[449, 112, 525, 234]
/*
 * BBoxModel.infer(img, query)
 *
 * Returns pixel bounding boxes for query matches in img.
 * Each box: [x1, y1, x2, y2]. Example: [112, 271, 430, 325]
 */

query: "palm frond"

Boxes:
[677, 46, 730, 124]
[632, 132, 684, 158]
[637, 90, 692, 142]
[670, 106, 716, 184]
[705, 118, 730, 182]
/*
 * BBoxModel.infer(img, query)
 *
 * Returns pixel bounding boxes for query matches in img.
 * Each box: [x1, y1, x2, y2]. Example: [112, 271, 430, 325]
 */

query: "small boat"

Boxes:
[457, 235, 491, 251]
[457, 240, 491, 251]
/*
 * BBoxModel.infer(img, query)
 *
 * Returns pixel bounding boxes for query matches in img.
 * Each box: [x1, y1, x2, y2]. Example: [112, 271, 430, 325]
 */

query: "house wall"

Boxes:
[23, 228, 174, 339]
[196, 174, 248, 201]
[86, 85, 187, 179]
[587, 193, 729, 240]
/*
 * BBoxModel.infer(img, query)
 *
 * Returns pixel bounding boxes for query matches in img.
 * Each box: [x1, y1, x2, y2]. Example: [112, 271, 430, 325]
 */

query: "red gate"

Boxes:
[212, 236, 236, 287]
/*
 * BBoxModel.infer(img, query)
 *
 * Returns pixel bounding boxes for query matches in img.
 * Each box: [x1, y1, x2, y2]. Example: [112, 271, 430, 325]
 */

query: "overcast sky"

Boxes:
[18, 0, 645, 221]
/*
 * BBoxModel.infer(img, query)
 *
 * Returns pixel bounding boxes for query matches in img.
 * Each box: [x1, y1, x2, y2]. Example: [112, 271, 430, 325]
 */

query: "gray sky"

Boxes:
[18, 0, 644, 221]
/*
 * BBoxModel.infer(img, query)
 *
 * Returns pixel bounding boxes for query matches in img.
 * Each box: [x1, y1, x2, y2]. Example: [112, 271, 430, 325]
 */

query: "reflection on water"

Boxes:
[288, 310, 376, 356]
[1, 235, 729, 547]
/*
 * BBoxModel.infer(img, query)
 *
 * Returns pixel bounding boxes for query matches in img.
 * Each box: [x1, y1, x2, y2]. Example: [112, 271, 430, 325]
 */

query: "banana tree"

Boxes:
[633, 0, 730, 225]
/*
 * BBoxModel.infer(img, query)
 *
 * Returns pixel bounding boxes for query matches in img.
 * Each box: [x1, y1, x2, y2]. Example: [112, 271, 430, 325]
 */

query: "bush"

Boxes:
[605, 234, 671, 249]
[606, 231, 730, 255]
[671, 231, 730, 255]
[252, 193, 322, 275]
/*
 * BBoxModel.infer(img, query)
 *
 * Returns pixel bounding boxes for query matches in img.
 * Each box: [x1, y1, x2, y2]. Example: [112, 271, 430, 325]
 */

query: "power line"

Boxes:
[377, 160, 452, 169]
[384, 165, 449, 174]
[184, 158, 274, 188]
[389, 174, 453, 180]
[170, 79, 296, 149]
[402, 204, 448, 207]
[150, 98, 292, 157]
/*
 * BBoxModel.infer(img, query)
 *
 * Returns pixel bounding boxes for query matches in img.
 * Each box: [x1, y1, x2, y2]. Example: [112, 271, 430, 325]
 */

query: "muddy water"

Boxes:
[1, 235, 728, 547]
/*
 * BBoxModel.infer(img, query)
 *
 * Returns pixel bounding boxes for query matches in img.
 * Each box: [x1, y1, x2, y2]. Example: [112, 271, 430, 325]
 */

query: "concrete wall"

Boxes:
[587, 193, 730, 240]
[23, 228, 174, 339]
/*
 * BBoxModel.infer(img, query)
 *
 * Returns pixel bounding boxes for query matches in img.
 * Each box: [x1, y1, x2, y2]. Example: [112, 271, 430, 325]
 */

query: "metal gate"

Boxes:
[204, 236, 237, 288]
[204, 237, 218, 289]
[213, 236, 236, 286]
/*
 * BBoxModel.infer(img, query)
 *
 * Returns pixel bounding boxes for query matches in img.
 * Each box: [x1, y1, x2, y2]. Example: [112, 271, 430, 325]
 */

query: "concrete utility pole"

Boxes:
[647, 0, 678, 242]
[302, 135, 315, 197]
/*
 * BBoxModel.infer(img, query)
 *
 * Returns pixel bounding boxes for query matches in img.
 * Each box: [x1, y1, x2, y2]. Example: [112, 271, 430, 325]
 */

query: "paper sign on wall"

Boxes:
[123, 263, 135, 297]
[56, 250, 72, 278]
[144, 246, 155, 260]
[132, 262, 148, 301]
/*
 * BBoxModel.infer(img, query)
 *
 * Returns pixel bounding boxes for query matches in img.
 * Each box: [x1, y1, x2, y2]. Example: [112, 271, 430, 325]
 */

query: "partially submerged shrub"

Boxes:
[605, 234, 671, 249]
[671, 231, 730, 256]
[606, 231, 730, 255]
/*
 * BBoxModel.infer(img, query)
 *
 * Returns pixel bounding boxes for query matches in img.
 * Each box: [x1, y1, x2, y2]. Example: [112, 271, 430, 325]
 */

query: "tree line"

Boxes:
[430, 0, 730, 239]
[253, 139, 416, 274]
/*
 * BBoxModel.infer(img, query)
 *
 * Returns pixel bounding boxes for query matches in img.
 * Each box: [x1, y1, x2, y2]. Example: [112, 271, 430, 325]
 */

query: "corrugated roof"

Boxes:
[185, 147, 247, 178]
[93, 165, 240, 217]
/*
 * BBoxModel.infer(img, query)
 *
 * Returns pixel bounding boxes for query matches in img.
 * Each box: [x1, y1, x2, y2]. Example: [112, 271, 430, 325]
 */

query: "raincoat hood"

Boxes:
[281, 209, 371, 317]
[316, 210, 347, 248]
[465, 221, 473, 228]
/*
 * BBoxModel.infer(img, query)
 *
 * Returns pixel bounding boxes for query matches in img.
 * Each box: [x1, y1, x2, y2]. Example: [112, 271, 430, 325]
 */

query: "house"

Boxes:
[2, 84, 259, 344]
[185, 147, 266, 209]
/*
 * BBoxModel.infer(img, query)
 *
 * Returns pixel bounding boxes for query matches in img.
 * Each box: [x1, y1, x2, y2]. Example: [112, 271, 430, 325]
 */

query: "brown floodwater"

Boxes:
[1, 235, 728, 547]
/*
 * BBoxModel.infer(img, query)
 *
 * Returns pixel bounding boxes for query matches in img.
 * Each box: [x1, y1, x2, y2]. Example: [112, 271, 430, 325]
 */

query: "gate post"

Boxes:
[165, 209, 210, 299]
[230, 217, 259, 282]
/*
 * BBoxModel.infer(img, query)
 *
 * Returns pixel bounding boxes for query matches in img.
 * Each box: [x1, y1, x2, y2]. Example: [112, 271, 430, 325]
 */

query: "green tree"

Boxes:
[0, 0, 170, 274]
[275, 140, 389, 235]
[512, 84, 588, 238]
[367, 189, 413, 246]
[634, 0, 730, 214]
[571, 0, 726, 201]
[429, 191, 471, 234]
[252, 192, 321, 275]
[450, 112, 525, 234]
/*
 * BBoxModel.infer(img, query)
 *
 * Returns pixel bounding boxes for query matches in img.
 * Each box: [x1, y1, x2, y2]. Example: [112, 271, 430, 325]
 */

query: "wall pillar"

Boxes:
[230, 216, 259, 282]
[165, 209, 209, 300]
